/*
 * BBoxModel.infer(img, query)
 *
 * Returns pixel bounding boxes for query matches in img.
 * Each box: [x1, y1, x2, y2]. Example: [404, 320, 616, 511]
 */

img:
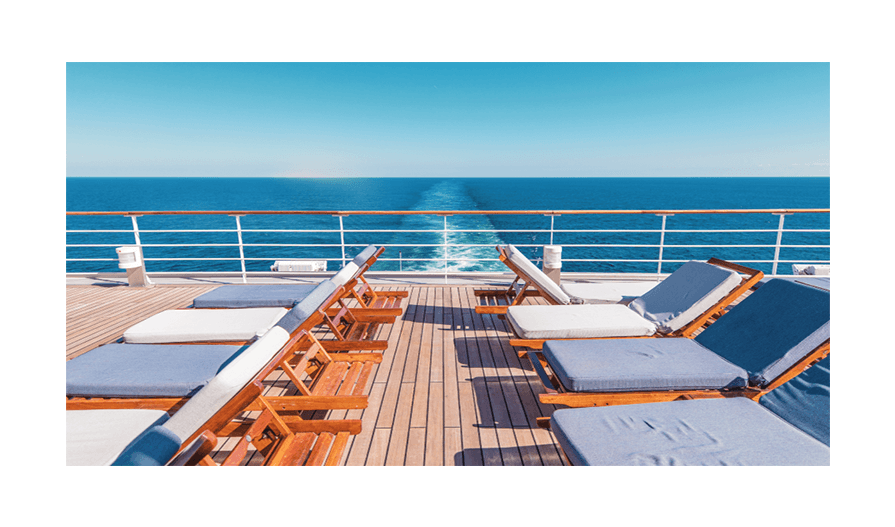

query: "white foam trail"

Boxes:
[388, 180, 504, 272]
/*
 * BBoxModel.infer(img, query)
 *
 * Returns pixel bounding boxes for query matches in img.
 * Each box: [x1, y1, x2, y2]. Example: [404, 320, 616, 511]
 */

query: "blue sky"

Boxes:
[66, 62, 830, 177]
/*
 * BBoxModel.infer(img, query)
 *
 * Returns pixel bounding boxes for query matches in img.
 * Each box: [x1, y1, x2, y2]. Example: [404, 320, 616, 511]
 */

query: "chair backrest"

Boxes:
[504, 245, 571, 305]
[627, 260, 742, 334]
[759, 355, 830, 446]
[351, 245, 380, 268]
[331, 245, 380, 287]
[694, 279, 830, 388]
[273, 280, 338, 333]
[331, 262, 360, 287]
[155, 280, 339, 443]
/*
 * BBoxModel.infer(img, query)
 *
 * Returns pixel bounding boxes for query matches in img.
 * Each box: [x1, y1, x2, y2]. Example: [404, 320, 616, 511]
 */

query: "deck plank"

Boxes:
[442, 288, 461, 429]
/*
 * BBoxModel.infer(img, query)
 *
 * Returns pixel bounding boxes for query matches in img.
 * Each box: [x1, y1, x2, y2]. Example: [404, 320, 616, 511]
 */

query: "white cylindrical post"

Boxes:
[543, 245, 562, 285]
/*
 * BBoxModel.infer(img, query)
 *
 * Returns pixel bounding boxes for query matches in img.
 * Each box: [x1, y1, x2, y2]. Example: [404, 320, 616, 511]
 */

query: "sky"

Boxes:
[66, 62, 830, 178]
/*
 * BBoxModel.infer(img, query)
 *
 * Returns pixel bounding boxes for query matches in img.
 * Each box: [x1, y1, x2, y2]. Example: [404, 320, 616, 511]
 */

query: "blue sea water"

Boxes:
[66, 177, 830, 275]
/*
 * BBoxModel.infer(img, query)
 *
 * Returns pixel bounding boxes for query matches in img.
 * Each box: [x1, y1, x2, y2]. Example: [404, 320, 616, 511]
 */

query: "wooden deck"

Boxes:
[65, 283, 568, 466]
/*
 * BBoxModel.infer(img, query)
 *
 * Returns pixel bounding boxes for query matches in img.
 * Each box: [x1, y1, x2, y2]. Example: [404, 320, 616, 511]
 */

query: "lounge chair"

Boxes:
[549, 355, 830, 465]
[191, 245, 407, 312]
[121, 275, 395, 350]
[67, 299, 368, 465]
[68, 281, 381, 413]
[499, 254, 763, 351]
[528, 279, 829, 413]
[475, 245, 665, 312]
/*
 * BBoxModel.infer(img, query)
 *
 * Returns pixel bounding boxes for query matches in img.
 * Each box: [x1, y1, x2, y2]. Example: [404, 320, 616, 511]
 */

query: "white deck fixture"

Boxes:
[116, 246, 141, 269]
[270, 260, 327, 272]
[116, 246, 152, 287]
[792, 264, 830, 276]
[543, 245, 562, 285]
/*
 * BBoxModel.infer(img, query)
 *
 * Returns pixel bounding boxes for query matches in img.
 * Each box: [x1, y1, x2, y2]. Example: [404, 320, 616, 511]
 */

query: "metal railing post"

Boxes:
[656, 214, 672, 274]
[544, 214, 561, 245]
[127, 214, 146, 273]
[335, 215, 347, 267]
[128, 215, 143, 246]
[231, 215, 247, 283]
[772, 213, 789, 275]
[443, 215, 449, 284]
[125, 214, 154, 286]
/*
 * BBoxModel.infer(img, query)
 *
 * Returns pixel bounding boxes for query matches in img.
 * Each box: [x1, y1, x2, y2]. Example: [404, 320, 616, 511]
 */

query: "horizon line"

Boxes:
[65, 175, 832, 178]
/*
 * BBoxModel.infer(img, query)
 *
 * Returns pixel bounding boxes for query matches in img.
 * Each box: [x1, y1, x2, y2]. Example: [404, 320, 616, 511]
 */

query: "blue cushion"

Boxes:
[627, 260, 740, 333]
[541, 338, 749, 392]
[695, 279, 830, 387]
[351, 245, 379, 267]
[756, 276, 830, 292]
[274, 279, 338, 334]
[760, 356, 830, 446]
[111, 425, 183, 466]
[192, 284, 318, 308]
[551, 398, 829, 466]
[66, 343, 246, 397]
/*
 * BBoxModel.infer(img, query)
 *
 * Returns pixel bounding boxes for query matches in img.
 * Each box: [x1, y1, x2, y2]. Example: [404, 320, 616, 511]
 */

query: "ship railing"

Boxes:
[65, 209, 830, 283]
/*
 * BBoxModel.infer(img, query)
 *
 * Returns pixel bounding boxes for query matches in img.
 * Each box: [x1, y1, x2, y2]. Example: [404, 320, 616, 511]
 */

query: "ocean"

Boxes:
[66, 177, 830, 275]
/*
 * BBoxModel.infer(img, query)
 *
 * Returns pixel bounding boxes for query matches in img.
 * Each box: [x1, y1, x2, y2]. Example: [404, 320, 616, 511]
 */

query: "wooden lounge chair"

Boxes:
[492, 253, 763, 353]
[331, 245, 409, 312]
[191, 245, 408, 314]
[121, 276, 395, 351]
[528, 279, 829, 421]
[68, 282, 382, 414]
[475, 245, 662, 312]
[67, 314, 370, 465]
[478, 244, 761, 312]
[548, 355, 830, 465]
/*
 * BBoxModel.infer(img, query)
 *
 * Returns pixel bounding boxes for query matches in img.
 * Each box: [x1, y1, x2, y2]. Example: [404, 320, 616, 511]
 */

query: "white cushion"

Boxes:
[66, 409, 170, 466]
[560, 281, 659, 304]
[505, 245, 571, 304]
[123, 308, 287, 343]
[506, 304, 657, 340]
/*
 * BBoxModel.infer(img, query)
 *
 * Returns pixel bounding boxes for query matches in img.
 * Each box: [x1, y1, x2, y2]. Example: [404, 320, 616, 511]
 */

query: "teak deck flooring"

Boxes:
[65, 284, 568, 466]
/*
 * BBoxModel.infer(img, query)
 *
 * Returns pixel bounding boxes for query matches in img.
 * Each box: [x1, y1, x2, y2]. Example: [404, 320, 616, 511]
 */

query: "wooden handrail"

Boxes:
[66, 208, 830, 216]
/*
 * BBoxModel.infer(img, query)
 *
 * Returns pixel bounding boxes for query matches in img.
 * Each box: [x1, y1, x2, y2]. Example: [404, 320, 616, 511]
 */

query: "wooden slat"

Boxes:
[385, 287, 429, 465]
